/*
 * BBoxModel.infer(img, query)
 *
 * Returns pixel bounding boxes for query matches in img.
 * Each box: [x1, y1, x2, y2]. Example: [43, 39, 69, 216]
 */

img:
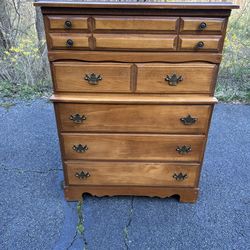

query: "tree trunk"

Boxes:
[35, 6, 45, 54]
[34, 3, 47, 76]
[0, 0, 13, 51]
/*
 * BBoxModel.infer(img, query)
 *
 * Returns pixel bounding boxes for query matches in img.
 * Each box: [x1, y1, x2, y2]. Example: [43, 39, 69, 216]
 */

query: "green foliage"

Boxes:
[216, 3, 250, 102]
[76, 200, 84, 235]
[0, 33, 52, 99]
[0, 101, 16, 110]
[0, 81, 51, 100]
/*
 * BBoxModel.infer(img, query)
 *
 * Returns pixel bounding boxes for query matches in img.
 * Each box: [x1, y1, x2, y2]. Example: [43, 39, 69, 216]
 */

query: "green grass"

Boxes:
[0, 81, 52, 100]
[215, 3, 250, 103]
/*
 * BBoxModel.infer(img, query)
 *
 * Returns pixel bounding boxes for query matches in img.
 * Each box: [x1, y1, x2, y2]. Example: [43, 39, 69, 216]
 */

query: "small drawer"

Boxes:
[52, 62, 131, 93]
[61, 133, 205, 162]
[179, 35, 223, 52]
[136, 63, 217, 93]
[65, 161, 199, 187]
[94, 34, 177, 51]
[48, 33, 90, 49]
[56, 103, 212, 134]
[94, 16, 178, 32]
[180, 17, 226, 33]
[46, 15, 89, 30]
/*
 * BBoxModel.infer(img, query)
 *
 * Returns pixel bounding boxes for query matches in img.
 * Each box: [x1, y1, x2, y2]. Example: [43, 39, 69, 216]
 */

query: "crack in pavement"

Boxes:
[1, 166, 63, 175]
[66, 231, 78, 250]
[123, 197, 134, 250]
[66, 200, 88, 250]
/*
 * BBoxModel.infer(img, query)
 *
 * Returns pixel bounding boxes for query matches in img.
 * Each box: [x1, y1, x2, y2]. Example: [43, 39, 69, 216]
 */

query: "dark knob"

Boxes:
[176, 145, 192, 155]
[165, 74, 183, 86]
[64, 20, 72, 29]
[72, 144, 88, 153]
[197, 41, 204, 48]
[75, 171, 90, 180]
[199, 22, 207, 30]
[66, 39, 74, 48]
[69, 114, 87, 124]
[173, 172, 187, 181]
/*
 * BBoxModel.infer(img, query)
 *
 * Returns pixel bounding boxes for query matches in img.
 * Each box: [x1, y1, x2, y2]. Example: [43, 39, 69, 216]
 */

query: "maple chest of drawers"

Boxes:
[35, 1, 238, 202]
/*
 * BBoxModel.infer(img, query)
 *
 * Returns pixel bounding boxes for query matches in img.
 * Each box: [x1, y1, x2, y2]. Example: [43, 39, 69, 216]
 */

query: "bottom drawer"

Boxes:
[65, 161, 200, 187]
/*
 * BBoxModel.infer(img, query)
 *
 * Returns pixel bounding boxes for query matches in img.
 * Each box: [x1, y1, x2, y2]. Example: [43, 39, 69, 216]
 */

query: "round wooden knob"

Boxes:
[197, 41, 204, 48]
[199, 22, 207, 30]
[66, 39, 74, 48]
[64, 20, 72, 29]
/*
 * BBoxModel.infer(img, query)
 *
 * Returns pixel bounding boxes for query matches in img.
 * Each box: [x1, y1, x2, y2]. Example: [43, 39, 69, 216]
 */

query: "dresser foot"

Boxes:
[179, 189, 199, 203]
[64, 185, 199, 203]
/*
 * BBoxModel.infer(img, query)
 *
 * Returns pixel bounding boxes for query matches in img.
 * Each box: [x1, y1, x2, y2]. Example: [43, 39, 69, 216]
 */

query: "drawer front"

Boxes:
[94, 17, 178, 32]
[179, 36, 222, 52]
[52, 62, 131, 92]
[180, 17, 226, 33]
[66, 161, 199, 187]
[94, 34, 177, 51]
[56, 104, 211, 133]
[136, 63, 217, 93]
[49, 33, 90, 49]
[62, 134, 205, 162]
[47, 15, 89, 30]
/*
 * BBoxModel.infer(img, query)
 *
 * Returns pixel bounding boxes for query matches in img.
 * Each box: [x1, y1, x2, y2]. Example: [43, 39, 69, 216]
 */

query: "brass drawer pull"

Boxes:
[165, 74, 183, 86]
[69, 114, 87, 124]
[84, 73, 102, 85]
[64, 20, 72, 29]
[199, 22, 207, 30]
[197, 41, 204, 48]
[72, 144, 88, 153]
[66, 39, 74, 48]
[180, 115, 197, 125]
[75, 171, 90, 179]
[176, 145, 192, 154]
[173, 172, 187, 181]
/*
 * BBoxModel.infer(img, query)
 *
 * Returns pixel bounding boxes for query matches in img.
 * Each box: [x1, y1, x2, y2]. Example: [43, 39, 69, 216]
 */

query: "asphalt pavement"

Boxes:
[0, 100, 249, 250]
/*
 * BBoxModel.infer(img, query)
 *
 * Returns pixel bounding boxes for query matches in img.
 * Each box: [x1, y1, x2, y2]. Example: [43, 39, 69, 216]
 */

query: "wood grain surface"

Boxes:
[56, 103, 212, 133]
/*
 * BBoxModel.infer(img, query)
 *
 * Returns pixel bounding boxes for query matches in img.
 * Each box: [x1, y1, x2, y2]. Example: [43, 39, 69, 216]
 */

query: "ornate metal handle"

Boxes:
[84, 73, 102, 85]
[199, 22, 207, 30]
[165, 74, 183, 86]
[64, 20, 72, 29]
[197, 41, 204, 48]
[180, 115, 197, 125]
[69, 114, 87, 124]
[173, 172, 187, 181]
[66, 39, 74, 48]
[75, 171, 90, 179]
[176, 145, 192, 155]
[72, 144, 88, 153]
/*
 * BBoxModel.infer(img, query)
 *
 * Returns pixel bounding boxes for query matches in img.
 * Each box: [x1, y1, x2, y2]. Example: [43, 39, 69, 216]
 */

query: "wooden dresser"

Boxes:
[35, 1, 238, 202]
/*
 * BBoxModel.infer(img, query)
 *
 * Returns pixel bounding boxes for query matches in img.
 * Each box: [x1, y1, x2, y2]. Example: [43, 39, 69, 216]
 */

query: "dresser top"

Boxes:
[34, 1, 239, 10]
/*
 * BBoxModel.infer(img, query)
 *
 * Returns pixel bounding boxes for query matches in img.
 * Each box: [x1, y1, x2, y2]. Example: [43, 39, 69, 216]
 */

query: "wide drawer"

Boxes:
[47, 15, 89, 30]
[136, 63, 217, 93]
[65, 161, 199, 187]
[61, 134, 205, 162]
[180, 17, 226, 33]
[179, 35, 222, 52]
[93, 16, 178, 32]
[56, 104, 212, 133]
[52, 62, 131, 92]
[94, 34, 177, 51]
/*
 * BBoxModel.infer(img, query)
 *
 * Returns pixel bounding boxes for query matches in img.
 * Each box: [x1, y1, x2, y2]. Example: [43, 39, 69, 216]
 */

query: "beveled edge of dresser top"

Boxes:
[34, 1, 239, 10]
[50, 93, 218, 104]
